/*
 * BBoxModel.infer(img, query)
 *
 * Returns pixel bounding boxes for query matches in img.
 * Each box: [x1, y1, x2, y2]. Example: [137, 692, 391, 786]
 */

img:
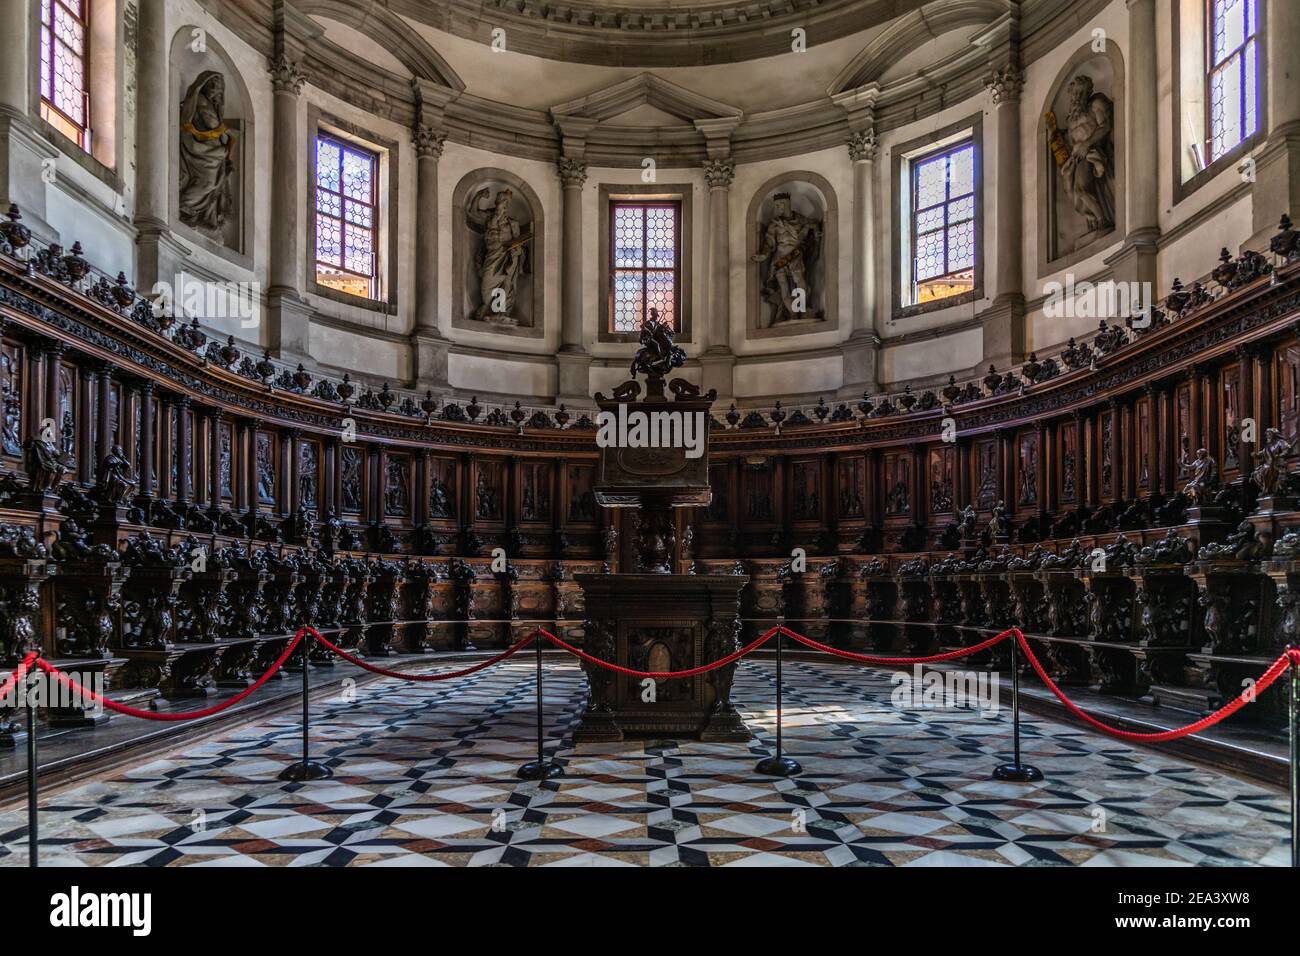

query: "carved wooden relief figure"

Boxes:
[1100, 411, 1113, 498]
[0, 344, 21, 458]
[298, 441, 319, 509]
[1018, 433, 1038, 507]
[474, 461, 503, 520]
[928, 447, 953, 514]
[976, 440, 997, 510]
[385, 454, 411, 517]
[839, 457, 865, 518]
[884, 452, 910, 516]
[520, 462, 551, 522]
[792, 460, 820, 521]
[341, 445, 363, 513]
[1061, 422, 1078, 503]
[1222, 366, 1241, 473]
[429, 458, 456, 519]
[567, 464, 596, 522]
[218, 422, 232, 499]
[255, 432, 275, 505]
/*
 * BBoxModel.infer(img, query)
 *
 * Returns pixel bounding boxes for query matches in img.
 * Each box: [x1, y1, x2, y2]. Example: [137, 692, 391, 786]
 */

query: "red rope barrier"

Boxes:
[538, 626, 779, 678]
[1015, 632, 1298, 743]
[35, 632, 304, 721]
[308, 627, 535, 681]
[0, 652, 37, 702]
[778, 625, 1012, 665]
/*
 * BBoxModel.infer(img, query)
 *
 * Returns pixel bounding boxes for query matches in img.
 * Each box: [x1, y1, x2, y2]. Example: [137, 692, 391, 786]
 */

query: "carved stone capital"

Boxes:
[558, 158, 588, 189]
[847, 128, 878, 163]
[268, 55, 308, 95]
[703, 158, 735, 189]
[413, 125, 447, 160]
[985, 67, 1024, 105]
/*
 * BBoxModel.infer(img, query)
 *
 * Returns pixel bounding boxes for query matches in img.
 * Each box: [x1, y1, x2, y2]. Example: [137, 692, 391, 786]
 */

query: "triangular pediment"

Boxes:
[550, 73, 742, 126]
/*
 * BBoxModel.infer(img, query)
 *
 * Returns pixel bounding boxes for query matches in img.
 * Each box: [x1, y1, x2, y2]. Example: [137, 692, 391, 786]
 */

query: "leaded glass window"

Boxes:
[39, 0, 90, 150]
[609, 200, 680, 332]
[1208, 0, 1260, 162]
[910, 140, 976, 305]
[315, 135, 379, 299]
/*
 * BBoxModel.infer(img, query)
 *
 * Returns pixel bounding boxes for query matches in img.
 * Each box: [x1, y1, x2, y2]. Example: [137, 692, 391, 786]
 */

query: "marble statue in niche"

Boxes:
[466, 186, 532, 325]
[1045, 70, 1116, 254]
[751, 192, 823, 325]
[178, 72, 236, 236]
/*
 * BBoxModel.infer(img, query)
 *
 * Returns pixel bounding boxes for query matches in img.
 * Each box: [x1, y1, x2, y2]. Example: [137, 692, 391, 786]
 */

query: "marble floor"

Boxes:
[0, 656, 1289, 867]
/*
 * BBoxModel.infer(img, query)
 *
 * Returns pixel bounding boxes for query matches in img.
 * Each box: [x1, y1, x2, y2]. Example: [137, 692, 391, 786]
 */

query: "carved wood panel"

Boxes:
[883, 450, 911, 517]
[837, 455, 865, 518]
[927, 446, 954, 515]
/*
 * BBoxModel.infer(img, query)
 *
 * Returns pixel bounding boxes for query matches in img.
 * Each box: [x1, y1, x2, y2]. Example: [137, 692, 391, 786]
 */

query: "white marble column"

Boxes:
[133, 0, 171, 292]
[1127, 0, 1159, 237]
[266, 54, 311, 360]
[412, 124, 449, 390]
[1251, 0, 1300, 242]
[556, 157, 591, 400]
[1108, 0, 1159, 286]
[701, 157, 735, 397]
[0, 0, 28, 122]
[981, 67, 1026, 370]
[842, 128, 880, 394]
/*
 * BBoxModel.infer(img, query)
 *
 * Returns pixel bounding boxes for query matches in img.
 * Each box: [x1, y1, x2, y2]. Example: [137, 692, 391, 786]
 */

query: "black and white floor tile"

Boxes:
[0, 658, 1289, 866]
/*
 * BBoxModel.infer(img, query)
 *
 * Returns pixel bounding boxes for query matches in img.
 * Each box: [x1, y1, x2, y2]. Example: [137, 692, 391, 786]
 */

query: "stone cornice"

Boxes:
[207, 0, 1114, 167]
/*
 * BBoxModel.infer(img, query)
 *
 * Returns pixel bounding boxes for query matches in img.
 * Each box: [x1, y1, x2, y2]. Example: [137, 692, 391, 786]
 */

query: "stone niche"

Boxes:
[1037, 40, 1126, 276]
[745, 172, 837, 339]
[168, 29, 254, 265]
[452, 169, 544, 338]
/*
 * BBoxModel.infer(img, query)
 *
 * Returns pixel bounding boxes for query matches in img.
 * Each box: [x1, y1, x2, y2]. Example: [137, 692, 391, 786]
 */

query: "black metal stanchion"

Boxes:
[1290, 646, 1298, 868]
[993, 633, 1043, 782]
[756, 623, 802, 777]
[517, 631, 562, 780]
[25, 668, 38, 868]
[278, 634, 333, 782]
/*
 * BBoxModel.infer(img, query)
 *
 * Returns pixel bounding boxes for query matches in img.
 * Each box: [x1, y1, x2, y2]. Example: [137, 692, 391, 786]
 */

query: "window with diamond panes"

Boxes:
[910, 141, 975, 305]
[39, 0, 90, 150]
[315, 135, 379, 300]
[1208, 0, 1260, 163]
[610, 201, 680, 332]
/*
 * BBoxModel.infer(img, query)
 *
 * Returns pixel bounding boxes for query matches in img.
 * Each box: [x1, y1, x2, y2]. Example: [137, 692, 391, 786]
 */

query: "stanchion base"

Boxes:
[516, 760, 563, 781]
[992, 763, 1043, 782]
[277, 761, 334, 782]
[755, 755, 803, 777]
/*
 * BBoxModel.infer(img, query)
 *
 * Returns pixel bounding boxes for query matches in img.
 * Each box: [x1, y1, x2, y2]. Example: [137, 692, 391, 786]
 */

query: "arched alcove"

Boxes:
[167, 27, 255, 267]
[1036, 38, 1127, 277]
[451, 168, 546, 339]
[745, 171, 839, 339]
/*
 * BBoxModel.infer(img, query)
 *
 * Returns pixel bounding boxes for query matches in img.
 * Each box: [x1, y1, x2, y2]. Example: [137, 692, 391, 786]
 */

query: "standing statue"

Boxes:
[466, 186, 531, 323]
[1046, 74, 1115, 236]
[1252, 427, 1298, 495]
[751, 192, 822, 325]
[178, 72, 236, 235]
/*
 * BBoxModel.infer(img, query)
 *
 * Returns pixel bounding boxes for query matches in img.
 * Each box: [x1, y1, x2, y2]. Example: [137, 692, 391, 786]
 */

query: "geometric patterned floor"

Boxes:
[0, 658, 1290, 866]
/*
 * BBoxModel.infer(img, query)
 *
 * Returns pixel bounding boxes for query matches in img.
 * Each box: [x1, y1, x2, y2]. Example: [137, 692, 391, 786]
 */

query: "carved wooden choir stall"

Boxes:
[2, 205, 1300, 747]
